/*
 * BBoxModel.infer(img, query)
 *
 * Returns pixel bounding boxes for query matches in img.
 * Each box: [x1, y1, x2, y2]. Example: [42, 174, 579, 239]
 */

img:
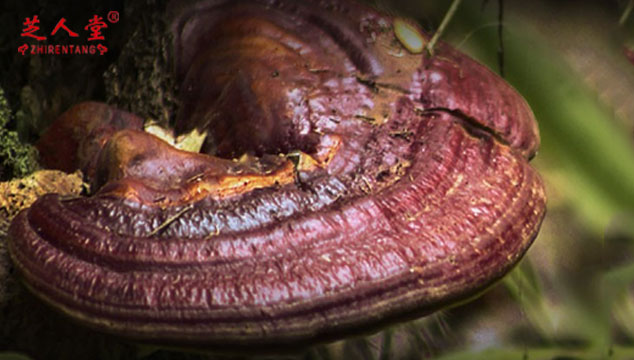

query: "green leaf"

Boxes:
[452, 3, 634, 235]
[0, 353, 33, 360]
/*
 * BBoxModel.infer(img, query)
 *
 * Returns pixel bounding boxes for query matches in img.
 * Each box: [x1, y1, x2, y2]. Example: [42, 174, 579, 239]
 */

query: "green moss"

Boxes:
[0, 87, 39, 180]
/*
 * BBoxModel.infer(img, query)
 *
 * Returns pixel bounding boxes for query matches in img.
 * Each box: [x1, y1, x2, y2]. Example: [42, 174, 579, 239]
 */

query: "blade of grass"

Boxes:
[426, 0, 463, 55]
[454, 3, 634, 236]
[435, 345, 620, 360]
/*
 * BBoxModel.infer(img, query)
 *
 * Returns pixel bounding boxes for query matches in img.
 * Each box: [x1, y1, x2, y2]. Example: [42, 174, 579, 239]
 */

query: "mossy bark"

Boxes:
[0, 1, 178, 359]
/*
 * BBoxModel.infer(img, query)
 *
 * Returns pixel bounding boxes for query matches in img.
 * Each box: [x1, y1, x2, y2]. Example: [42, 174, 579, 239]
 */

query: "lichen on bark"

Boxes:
[0, 87, 39, 182]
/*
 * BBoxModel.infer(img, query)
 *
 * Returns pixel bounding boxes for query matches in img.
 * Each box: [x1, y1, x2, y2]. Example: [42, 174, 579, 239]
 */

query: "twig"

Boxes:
[147, 204, 194, 237]
[354, 114, 377, 124]
[426, 0, 463, 56]
[620, 0, 634, 26]
[497, 0, 505, 77]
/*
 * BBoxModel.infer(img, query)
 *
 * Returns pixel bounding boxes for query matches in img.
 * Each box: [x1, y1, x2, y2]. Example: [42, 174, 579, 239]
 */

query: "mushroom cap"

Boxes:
[9, 0, 545, 351]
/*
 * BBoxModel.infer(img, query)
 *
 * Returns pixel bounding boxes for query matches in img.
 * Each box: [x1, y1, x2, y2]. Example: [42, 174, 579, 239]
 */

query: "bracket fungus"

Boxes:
[8, 0, 546, 351]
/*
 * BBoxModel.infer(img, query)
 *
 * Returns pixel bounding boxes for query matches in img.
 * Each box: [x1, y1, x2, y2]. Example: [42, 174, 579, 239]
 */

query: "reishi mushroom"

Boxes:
[8, 0, 546, 351]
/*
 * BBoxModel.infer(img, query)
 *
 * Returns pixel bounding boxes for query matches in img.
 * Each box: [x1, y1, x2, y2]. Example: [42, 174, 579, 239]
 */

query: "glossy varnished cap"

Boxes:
[10, 0, 545, 351]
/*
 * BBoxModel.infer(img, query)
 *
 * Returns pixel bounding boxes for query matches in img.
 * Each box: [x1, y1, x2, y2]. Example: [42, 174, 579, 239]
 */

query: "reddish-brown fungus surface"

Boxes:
[8, 0, 546, 351]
